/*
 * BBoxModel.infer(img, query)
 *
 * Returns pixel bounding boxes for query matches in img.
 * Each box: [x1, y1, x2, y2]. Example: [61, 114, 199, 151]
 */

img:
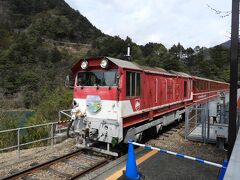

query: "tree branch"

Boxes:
[207, 4, 231, 18]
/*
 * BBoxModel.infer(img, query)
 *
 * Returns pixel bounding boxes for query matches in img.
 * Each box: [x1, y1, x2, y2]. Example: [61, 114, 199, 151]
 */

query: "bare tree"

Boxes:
[207, 4, 231, 18]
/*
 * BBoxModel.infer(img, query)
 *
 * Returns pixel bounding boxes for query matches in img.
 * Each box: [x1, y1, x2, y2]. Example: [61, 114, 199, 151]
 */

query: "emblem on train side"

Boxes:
[86, 95, 102, 113]
[135, 99, 141, 111]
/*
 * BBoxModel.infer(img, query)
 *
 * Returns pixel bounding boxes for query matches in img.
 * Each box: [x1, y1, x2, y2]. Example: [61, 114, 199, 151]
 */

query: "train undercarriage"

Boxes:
[58, 108, 186, 156]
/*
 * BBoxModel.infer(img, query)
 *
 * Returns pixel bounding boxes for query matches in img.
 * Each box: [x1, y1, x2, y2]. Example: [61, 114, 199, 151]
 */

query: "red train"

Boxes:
[66, 56, 229, 156]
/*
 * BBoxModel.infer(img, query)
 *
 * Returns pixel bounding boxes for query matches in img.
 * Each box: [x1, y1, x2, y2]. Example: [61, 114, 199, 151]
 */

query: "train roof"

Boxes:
[192, 76, 229, 85]
[107, 57, 193, 78]
[72, 56, 191, 78]
[168, 70, 192, 78]
[106, 57, 142, 70]
[72, 57, 228, 84]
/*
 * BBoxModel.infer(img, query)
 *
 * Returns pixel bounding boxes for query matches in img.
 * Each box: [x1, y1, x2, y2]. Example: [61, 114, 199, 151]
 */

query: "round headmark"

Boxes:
[86, 95, 102, 113]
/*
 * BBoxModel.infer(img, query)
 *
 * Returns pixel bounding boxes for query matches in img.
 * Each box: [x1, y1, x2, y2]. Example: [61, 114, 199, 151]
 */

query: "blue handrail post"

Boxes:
[218, 160, 228, 180]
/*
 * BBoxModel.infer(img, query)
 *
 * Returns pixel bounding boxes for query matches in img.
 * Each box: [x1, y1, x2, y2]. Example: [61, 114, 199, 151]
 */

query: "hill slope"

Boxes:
[220, 40, 231, 49]
[0, 0, 107, 109]
[0, 0, 103, 42]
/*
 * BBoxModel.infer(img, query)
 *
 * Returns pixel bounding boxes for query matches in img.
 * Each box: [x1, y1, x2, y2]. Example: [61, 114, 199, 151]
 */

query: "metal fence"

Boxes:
[184, 103, 235, 145]
[0, 122, 67, 160]
[58, 109, 72, 122]
[185, 106, 210, 143]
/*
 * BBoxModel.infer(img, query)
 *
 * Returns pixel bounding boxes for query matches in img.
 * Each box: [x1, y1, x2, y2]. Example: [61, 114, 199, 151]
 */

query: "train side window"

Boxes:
[126, 72, 131, 96]
[132, 72, 136, 96]
[184, 81, 187, 97]
[136, 73, 141, 96]
[196, 81, 200, 91]
[126, 71, 141, 97]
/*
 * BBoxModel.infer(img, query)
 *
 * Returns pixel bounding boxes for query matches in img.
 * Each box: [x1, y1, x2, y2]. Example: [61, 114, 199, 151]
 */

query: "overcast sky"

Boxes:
[65, 0, 231, 48]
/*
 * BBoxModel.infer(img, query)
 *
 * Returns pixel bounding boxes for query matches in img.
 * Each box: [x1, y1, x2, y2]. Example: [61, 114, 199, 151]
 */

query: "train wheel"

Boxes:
[135, 132, 143, 142]
[177, 114, 182, 122]
[156, 124, 163, 134]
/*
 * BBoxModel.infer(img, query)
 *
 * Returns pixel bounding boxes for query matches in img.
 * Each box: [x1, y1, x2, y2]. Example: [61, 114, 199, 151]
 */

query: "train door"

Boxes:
[167, 79, 173, 103]
[142, 73, 149, 109]
[154, 76, 159, 106]
[157, 77, 161, 106]
[172, 78, 175, 101]
[162, 78, 167, 105]
[184, 80, 187, 99]
[153, 76, 161, 106]
[183, 79, 189, 100]
[175, 78, 180, 101]
[149, 75, 156, 108]
[189, 79, 192, 99]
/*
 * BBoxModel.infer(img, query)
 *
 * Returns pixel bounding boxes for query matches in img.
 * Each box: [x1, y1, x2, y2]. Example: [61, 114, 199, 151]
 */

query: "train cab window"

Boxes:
[77, 70, 118, 86]
[184, 81, 187, 97]
[126, 71, 141, 97]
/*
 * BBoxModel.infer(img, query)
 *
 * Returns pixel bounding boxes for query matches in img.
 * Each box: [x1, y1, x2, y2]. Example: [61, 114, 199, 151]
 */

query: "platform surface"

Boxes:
[136, 150, 220, 180]
[102, 149, 220, 180]
[188, 124, 218, 142]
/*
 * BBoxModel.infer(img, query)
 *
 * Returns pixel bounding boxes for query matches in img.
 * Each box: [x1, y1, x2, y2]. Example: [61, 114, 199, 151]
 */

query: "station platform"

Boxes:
[133, 150, 219, 179]
[85, 147, 221, 180]
[187, 124, 228, 143]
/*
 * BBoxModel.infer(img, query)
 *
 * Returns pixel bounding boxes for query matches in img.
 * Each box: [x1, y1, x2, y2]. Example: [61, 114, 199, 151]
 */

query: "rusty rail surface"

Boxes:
[1, 149, 109, 180]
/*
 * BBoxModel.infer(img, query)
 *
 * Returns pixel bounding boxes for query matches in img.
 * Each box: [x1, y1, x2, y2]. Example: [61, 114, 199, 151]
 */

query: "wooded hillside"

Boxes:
[0, 0, 230, 111]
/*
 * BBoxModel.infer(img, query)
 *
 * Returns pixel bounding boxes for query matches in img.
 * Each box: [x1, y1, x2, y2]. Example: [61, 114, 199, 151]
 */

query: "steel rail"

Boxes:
[70, 159, 109, 180]
[0, 150, 83, 180]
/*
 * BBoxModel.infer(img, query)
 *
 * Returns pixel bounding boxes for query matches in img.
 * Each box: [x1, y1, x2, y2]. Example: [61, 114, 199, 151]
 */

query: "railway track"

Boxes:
[149, 121, 185, 143]
[162, 121, 184, 135]
[1, 150, 110, 180]
[0, 121, 184, 180]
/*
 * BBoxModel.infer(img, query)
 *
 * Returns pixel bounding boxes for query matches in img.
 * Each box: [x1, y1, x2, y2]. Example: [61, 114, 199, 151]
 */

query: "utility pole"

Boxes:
[228, 0, 239, 159]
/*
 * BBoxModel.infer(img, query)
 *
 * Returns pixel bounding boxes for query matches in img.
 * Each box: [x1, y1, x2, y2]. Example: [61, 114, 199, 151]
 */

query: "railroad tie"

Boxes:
[44, 167, 72, 179]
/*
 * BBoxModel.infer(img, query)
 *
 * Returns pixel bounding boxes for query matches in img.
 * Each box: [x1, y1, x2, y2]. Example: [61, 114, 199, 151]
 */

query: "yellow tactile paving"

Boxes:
[106, 150, 158, 180]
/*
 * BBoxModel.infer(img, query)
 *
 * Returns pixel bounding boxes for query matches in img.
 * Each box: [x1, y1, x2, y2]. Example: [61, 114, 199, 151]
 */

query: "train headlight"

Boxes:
[100, 59, 109, 69]
[72, 100, 79, 107]
[81, 60, 88, 69]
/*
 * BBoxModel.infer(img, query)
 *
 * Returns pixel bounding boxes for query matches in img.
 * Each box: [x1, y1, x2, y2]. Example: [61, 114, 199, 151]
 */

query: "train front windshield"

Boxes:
[77, 70, 118, 86]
